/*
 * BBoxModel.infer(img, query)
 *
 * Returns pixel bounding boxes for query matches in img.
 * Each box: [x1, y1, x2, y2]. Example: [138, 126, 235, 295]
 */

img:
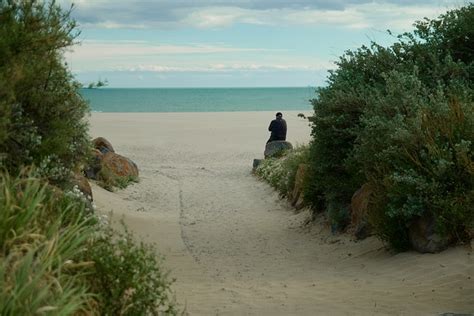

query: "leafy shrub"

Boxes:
[256, 146, 309, 197]
[305, 44, 393, 230]
[0, 1, 178, 312]
[0, 0, 90, 185]
[84, 223, 178, 315]
[355, 75, 473, 249]
[0, 170, 178, 314]
[306, 4, 474, 248]
[0, 171, 95, 315]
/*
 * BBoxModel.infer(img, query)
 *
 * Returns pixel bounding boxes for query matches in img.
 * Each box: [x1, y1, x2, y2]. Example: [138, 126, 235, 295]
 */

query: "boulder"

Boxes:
[84, 148, 103, 180]
[290, 164, 308, 210]
[264, 141, 293, 158]
[408, 213, 452, 253]
[102, 152, 139, 178]
[350, 183, 373, 240]
[93, 137, 115, 154]
[72, 173, 93, 201]
[252, 159, 263, 172]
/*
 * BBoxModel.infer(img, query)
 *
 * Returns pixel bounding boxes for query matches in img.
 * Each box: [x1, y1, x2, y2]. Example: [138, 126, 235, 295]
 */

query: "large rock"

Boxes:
[408, 213, 452, 253]
[102, 152, 139, 178]
[93, 137, 115, 154]
[252, 159, 263, 172]
[290, 164, 308, 210]
[264, 141, 293, 158]
[350, 183, 373, 240]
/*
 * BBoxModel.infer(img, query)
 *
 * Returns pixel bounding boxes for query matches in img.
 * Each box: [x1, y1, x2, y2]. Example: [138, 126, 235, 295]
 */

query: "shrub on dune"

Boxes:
[85, 224, 177, 315]
[0, 1, 178, 313]
[0, 0, 90, 185]
[0, 170, 178, 315]
[256, 145, 309, 198]
[0, 171, 95, 314]
[304, 4, 473, 249]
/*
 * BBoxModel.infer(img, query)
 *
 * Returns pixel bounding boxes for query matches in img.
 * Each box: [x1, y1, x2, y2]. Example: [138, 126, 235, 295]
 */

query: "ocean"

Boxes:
[80, 87, 315, 112]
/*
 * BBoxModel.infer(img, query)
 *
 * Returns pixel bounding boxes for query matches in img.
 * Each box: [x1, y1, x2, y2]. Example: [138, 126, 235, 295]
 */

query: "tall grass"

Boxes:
[0, 171, 178, 315]
[0, 171, 94, 314]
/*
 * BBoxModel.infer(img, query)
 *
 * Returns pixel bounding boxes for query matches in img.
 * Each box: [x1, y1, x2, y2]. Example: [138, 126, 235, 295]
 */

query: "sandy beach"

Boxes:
[90, 111, 473, 315]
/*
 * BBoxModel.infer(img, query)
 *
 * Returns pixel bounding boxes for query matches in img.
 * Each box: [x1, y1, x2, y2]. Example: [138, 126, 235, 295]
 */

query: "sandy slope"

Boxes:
[90, 112, 473, 315]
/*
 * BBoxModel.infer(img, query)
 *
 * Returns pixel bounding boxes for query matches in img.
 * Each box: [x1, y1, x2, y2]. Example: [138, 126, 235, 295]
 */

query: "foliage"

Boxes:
[354, 74, 473, 249]
[305, 44, 393, 230]
[306, 4, 474, 248]
[0, 170, 178, 314]
[84, 223, 178, 315]
[0, 1, 177, 313]
[256, 146, 309, 197]
[0, 171, 95, 315]
[0, 0, 91, 185]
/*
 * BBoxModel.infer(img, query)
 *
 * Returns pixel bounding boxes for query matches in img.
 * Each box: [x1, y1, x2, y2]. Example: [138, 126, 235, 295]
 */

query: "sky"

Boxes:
[60, 0, 467, 88]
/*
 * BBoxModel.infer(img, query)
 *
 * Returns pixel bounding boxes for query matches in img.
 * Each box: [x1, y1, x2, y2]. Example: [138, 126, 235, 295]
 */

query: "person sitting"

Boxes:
[267, 112, 287, 143]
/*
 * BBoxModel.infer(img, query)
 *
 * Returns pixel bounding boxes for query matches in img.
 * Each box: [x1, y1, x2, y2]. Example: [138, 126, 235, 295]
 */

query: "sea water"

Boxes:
[80, 87, 316, 112]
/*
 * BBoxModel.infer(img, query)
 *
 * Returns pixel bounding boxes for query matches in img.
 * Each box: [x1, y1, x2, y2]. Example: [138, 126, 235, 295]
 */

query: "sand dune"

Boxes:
[90, 112, 473, 315]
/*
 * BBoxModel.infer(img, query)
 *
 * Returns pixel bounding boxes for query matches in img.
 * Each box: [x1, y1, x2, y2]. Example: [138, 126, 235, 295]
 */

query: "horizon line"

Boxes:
[80, 86, 318, 89]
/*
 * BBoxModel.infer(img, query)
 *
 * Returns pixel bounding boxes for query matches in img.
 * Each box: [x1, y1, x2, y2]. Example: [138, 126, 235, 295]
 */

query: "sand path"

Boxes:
[90, 112, 473, 315]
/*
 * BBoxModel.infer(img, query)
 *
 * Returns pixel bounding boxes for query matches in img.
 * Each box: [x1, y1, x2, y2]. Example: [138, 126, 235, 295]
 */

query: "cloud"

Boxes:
[120, 62, 333, 73]
[69, 40, 272, 58]
[59, 0, 462, 30]
[65, 40, 330, 73]
[60, 0, 464, 87]
[282, 2, 448, 29]
[66, 41, 333, 73]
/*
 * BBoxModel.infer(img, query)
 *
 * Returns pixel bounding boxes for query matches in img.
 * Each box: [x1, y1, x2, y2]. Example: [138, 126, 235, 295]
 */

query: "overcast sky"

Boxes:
[61, 0, 466, 87]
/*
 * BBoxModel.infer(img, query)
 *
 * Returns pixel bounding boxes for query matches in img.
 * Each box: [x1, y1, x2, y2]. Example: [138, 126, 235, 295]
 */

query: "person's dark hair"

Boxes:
[276, 112, 283, 117]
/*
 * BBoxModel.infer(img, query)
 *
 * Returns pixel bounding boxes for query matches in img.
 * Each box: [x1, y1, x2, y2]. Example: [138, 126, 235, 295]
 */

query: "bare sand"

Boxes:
[90, 111, 473, 315]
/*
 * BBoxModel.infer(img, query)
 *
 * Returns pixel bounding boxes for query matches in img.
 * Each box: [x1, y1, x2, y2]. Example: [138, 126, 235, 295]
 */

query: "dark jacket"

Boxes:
[268, 117, 287, 142]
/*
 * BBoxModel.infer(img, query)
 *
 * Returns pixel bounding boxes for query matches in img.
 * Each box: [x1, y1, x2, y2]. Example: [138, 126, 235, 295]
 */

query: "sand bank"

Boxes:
[90, 111, 473, 315]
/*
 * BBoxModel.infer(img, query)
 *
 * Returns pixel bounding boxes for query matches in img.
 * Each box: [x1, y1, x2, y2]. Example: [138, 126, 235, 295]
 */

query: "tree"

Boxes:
[0, 0, 90, 184]
[305, 4, 474, 249]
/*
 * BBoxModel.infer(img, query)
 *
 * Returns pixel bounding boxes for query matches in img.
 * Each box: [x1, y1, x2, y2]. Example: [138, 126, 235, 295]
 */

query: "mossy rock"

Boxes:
[264, 141, 293, 158]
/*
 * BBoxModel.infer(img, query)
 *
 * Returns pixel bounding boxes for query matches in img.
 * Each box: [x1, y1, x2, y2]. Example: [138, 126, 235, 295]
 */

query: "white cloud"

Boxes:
[65, 40, 331, 73]
[183, 7, 248, 28]
[68, 40, 271, 58]
[61, 0, 464, 87]
[119, 62, 334, 73]
[61, 0, 462, 30]
[180, 2, 457, 30]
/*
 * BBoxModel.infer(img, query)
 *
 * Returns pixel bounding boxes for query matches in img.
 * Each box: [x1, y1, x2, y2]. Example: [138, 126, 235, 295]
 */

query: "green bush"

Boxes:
[305, 44, 394, 230]
[355, 76, 473, 249]
[84, 223, 178, 315]
[305, 4, 474, 248]
[0, 171, 95, 315]
[0, 171, 178, 314]
[256, 146, 309, 197]
[0, 1, 178, 312]
[0, 0, 90, 185]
